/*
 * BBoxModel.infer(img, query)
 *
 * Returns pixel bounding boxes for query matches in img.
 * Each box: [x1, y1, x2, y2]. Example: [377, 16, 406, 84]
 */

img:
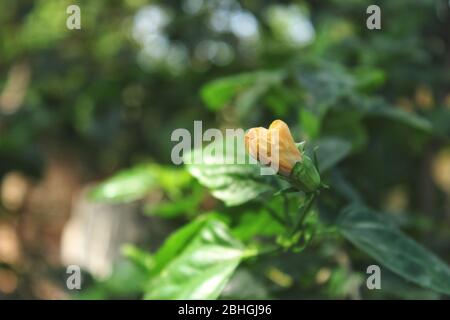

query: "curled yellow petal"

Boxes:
[245, 120, 302, 176]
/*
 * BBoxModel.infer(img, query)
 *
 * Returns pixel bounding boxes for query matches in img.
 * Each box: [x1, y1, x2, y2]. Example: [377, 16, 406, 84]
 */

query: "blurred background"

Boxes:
[0, 0, 449, 299]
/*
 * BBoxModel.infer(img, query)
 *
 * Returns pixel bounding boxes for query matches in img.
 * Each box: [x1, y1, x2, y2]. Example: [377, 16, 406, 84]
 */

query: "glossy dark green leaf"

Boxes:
[359, 97, 432, 132]
[337, 205, 450, 296]
[314, 137, 352, 172]
[184, 142, 276, 206]
[145, 217, 245, 299]
[366, 104, 432, 132]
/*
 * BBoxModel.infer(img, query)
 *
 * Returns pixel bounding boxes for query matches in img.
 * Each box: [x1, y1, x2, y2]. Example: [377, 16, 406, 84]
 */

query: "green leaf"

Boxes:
[220, 269, 270, 299]
[354, 67, 386, 92]
[359, 97, 432, 132]
[122, 244, 154, 273]
[75, 260, 147, 300]
[144, 184, 204, 218]
[232, 209, 284, 242]
[367, 270, 440, 300]
[89, 164, 157, 203]
[89, 164, 192, 203]
[150, 217, 208, 276]
[184, 142, 276, 206]
[200, 70, 284, 111]
[145, 217, 245, 299]
[366, 104, 432, 132]
[322, 110, 368, 151]
[296, 63, 355, 115]
[313, 137, 352, 172]
[337, 205, 450, 296]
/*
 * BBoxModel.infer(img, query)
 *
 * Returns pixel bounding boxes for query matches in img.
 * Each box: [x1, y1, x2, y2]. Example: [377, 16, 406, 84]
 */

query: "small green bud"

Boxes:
[289, 155, 321, 193]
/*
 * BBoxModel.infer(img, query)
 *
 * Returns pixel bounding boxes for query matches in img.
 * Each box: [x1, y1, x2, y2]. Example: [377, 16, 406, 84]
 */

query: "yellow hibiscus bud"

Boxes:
[245, 120, 302, 176]
[268, 120, 303, 175]
[245, 120, 321, 193]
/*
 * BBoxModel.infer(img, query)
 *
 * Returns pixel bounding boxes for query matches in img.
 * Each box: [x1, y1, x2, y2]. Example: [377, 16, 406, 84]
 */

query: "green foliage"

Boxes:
[89, 164, 158, 203]
[89, 163, 192, 203]
[201, 70, 285, 113]
[313, 138, 352, 172]
[231, 209, 284, 242]
[145, 217, 245, 299]
[76, 260, 147, 300]
[144, 183, 204, 218]
[184, 142, 278, 206]
[122, 244, 154, 273]
[3, 0, 450, 301]
[337, 205, 450, 295]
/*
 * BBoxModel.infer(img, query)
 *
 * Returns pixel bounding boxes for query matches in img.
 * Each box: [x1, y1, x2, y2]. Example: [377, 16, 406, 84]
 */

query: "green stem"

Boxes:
[291, 193, 317, 234]
[281, 193, 292, 225]
[242, 245, 281, 259]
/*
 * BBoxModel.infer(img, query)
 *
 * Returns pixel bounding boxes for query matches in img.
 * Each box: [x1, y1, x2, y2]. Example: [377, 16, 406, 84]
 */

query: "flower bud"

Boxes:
[245, 119, 321, 193]
[245, 120, 302, 176]
[289, 155, 321, 193]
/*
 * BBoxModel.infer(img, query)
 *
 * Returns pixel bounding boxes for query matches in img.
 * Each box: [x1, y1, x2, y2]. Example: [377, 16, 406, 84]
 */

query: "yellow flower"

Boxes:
[245, 120, 302, 176]
[245, 119, 322, 193]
